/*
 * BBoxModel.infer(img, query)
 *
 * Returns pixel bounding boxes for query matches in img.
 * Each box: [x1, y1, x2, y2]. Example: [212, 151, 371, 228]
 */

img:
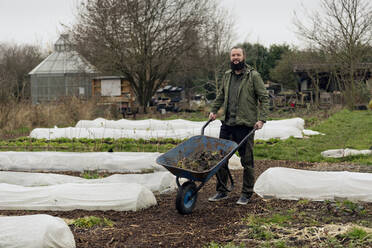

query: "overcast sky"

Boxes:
[0, 0, 321, 48]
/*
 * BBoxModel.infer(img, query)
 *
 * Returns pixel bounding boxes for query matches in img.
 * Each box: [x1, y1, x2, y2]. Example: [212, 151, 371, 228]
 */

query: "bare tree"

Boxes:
[71, 0, 224, 112]
[202, 5, 234, 90]
[294, 0, 372, 108]
[167, 2, 234, 103]
[0, 43, 43, 102]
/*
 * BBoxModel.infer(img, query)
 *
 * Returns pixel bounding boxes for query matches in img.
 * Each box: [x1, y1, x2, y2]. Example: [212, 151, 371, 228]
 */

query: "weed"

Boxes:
[249, 225, 274, 240]
[286, 209, 296, 215]
[244, 214, 293, 227]
[320, 227, 372, 247]
[268, 214, 292, 226]
[297, 199, 310, 206]
[328, 200, 366, 216]
[343, 227, 370, 240]
[80, 170, 103, 179]
[242, 215, 283, 241]
[72, 216, 114, 228]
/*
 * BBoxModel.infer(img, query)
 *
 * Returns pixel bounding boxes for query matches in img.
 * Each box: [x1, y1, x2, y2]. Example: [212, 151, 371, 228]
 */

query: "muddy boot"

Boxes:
[236, 192, 252, 205]
[208, 192, 228, 202]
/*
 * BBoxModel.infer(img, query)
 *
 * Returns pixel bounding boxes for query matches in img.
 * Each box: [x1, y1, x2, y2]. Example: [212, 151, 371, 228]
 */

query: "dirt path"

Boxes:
[1, 160, 371, 247]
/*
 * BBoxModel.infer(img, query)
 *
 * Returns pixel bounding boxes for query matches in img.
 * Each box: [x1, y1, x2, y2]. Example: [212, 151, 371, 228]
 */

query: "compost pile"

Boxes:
[176, 150, 226, 172]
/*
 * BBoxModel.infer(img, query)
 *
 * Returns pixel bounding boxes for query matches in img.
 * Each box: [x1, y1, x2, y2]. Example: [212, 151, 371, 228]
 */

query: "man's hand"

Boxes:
[209, 112, 216, 120]
[254, 121, 264, 130]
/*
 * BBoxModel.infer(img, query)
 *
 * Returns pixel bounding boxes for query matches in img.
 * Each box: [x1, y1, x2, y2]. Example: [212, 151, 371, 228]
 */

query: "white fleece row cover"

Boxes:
[0, 182, 157, 211]
[0, 171, 177, 193]
[0, 152, 241, 172]
[30, 118, 321, 140]
[0, 152, 163, 172]
[321, 148, 372, 158]
[0, 214, 75, 248]
[254, 167, 372, 202]
[76, 117, 305, 130]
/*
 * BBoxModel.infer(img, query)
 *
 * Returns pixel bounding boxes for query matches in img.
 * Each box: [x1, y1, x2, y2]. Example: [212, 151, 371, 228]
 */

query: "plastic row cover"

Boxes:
[254, 167, 372, 202]
[0, 152, 242, 173]
[321, 148, 372, 158]
[0, 182, 156, 211]
[75, 118, 218, 130]
[0, 214, 75, 248]
[76, 117, 305, 131]
[0, 171, 177, 193]
[30, 118, 311, 141]
[0, 152, 163, 172]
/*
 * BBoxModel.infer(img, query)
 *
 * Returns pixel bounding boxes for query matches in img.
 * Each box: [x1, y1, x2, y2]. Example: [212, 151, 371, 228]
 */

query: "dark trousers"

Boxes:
[216, 124, 255, 195]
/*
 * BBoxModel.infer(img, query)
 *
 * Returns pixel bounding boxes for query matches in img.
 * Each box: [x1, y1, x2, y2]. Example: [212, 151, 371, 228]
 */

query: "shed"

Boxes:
[29, 34, 98, 104]
[92, 76, 138, 116]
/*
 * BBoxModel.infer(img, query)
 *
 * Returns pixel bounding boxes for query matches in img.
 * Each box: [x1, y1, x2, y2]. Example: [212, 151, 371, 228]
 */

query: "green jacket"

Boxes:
[211, 65, 269, 126]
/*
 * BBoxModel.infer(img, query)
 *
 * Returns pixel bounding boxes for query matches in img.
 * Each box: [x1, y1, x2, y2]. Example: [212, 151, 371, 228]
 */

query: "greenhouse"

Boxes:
[29, 34, 98, 104]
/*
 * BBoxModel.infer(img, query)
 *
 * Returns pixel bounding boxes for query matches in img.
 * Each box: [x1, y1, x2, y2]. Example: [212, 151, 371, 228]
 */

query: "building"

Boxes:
[29, 34, 98, 104]
[294, 63, 372, 92]
[293, 63, 372, 106]
[92, 76, 138, 116]
[152, 85, 185, 112]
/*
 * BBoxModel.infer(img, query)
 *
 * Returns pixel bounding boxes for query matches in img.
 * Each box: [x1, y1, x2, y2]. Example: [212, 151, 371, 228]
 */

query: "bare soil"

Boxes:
[1, 160, 371, 248]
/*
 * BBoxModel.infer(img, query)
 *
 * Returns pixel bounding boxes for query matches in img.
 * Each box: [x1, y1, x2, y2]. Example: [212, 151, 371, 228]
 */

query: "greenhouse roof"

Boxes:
[29, 35, 98, 75]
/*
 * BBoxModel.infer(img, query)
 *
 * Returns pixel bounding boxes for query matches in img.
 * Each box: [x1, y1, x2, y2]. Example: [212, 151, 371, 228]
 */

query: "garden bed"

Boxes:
[1, 160, 371, 247]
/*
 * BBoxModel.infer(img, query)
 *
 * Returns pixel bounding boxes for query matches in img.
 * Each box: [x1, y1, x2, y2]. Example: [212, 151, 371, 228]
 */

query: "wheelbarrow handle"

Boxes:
[201, 119, 214, 135]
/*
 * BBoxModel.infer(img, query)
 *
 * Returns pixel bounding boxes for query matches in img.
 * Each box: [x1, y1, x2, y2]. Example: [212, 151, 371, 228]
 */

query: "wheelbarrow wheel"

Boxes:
[176, 181, 198, 215]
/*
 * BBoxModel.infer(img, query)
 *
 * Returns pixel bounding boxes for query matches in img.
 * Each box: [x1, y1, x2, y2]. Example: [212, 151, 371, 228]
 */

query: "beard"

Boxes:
[230, 60, 245, 71]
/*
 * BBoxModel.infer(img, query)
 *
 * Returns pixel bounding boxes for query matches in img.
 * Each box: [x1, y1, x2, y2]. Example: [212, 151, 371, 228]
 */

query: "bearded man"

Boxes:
[208, 46, 269, 205]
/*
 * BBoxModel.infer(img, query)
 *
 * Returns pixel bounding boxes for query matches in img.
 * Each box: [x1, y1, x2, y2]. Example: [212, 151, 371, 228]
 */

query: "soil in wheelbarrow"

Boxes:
[176, 150, 226, 172]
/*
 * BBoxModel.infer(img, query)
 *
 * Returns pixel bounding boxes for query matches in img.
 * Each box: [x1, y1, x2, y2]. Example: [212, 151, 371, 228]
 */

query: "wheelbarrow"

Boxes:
[156, 119, 255, 214]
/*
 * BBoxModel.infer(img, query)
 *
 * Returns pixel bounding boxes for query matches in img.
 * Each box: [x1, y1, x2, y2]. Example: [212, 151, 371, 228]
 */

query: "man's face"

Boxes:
[230, 48, 244, 64]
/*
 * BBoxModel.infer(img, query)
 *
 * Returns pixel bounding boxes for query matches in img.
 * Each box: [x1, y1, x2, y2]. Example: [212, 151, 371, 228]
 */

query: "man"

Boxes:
[208, 46, 269, 205]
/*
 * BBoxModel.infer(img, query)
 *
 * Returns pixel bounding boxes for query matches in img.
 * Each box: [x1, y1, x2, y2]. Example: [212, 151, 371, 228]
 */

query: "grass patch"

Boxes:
[240, 214, 294, 241]
[254, 109, 372, 164]
[320, 227, 372, 247]
[244, 214, 293, 227]
[296, 199, 310, 206]
[343, 227, 370, 240]
[2, 108, 372, 165]
[71, 216, 114, 228]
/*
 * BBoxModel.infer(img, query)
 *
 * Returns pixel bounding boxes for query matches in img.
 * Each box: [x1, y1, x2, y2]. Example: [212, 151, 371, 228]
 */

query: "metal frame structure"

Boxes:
[29, 34, 98, 104]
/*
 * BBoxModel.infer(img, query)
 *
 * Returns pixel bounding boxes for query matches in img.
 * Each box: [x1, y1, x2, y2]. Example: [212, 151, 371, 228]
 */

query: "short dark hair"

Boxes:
[230, 46, 245, 57]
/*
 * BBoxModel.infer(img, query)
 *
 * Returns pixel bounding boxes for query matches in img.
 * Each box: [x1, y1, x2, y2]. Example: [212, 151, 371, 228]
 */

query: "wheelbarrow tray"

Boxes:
[156, 135, 238, 183]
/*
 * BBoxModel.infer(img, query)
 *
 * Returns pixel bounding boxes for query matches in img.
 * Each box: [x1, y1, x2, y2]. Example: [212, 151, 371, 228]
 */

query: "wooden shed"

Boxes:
[92, 76, 138, 116]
